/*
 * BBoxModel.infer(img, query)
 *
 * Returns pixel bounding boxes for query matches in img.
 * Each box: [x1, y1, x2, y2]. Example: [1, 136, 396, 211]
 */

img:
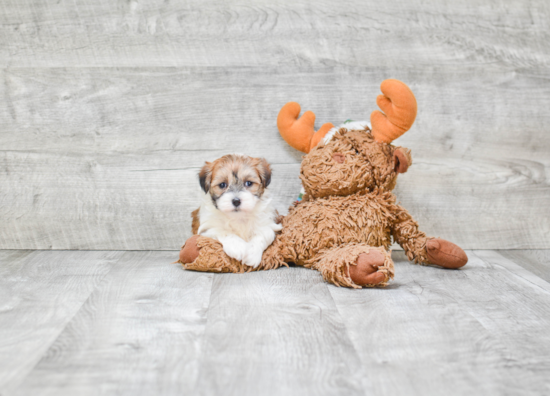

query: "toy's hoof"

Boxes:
[349, 250, 386, 286]
[179, 235, 201, 264]
[426, 238, 468, 269]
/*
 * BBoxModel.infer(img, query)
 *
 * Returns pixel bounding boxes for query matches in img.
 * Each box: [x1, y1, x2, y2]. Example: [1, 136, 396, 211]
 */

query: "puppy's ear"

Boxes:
[257, 158, 272, 188]
[199, 162, 213, 192]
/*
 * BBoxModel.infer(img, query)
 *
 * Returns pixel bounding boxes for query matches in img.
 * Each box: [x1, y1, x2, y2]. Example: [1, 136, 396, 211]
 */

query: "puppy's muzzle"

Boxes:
[232, 198, 241, 207]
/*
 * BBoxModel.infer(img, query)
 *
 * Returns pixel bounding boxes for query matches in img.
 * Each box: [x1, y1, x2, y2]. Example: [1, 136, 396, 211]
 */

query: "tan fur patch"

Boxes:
[191, 208, 200, 235]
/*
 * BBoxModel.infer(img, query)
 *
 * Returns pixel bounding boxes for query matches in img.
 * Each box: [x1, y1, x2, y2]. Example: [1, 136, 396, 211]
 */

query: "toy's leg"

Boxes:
[178, 235, 286, 273]
[396, 233, 467, 269]
[304, 244, 394, 289]
[178, 235, 246, 273]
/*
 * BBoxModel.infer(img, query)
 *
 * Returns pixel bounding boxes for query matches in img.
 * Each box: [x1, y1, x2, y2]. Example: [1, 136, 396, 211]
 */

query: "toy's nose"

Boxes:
[232, 198, 241, 207]
[332, 153, 345, 163]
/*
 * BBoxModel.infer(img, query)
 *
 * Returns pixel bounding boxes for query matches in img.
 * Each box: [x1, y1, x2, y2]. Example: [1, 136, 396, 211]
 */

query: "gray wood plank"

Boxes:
[1, 67, 549, 249]
[475, 250, 550, 293]
[0, 249, 32, 265]
[193, 267, 365, 396]
[0, 0, 548, 69]
[0, 155, 301, 250]
[2, 249, 550, 395]
[10, 251, 213, 396]
[329, 251, 550, 396]
[0, 250, 124, 394]
[498, 250, 550, 283]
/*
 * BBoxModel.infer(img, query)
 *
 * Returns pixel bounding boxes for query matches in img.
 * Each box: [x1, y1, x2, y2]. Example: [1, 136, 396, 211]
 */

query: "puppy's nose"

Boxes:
[232, 198, 241, 207]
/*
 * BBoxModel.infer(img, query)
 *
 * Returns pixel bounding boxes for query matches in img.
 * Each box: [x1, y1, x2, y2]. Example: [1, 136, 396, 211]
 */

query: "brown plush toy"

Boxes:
[179, 79, 468, 288]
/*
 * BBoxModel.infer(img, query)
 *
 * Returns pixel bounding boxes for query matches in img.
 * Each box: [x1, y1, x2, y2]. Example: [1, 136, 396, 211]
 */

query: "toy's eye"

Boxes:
[219, 182, 227, 189]
[354, 148, 360, 154]
[245, 181, 253, 187]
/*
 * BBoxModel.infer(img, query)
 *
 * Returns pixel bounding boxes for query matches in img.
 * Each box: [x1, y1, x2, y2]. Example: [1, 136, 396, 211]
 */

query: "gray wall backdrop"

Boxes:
[1, 0, 549, 250]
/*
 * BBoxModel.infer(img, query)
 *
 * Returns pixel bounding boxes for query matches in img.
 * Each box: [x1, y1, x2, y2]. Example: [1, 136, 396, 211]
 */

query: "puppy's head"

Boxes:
[199, 154, 272, 214]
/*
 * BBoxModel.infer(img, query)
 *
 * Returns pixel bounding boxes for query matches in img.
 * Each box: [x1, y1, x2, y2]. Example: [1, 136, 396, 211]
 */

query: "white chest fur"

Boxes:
[197, 190, 282, 267]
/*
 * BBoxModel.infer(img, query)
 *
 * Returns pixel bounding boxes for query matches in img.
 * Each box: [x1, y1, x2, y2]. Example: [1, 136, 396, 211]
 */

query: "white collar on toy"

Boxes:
[322, 120, 371, 144]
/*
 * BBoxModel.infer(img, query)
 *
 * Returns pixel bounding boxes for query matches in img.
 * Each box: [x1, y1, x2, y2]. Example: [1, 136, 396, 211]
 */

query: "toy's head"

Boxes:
[277, 79, 416, 199]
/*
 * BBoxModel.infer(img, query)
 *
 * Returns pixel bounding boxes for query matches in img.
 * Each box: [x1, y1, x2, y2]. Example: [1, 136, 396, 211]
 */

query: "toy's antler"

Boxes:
[371, 79, 417, 144]
[277, 102, 334, 153]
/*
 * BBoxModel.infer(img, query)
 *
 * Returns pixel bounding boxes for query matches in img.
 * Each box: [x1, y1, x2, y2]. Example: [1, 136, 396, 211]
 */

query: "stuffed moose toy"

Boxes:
[179, 79, 468, 288]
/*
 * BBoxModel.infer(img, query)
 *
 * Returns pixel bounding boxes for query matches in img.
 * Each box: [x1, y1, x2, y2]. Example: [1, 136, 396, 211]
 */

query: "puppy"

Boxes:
[194, 154, 282, 267]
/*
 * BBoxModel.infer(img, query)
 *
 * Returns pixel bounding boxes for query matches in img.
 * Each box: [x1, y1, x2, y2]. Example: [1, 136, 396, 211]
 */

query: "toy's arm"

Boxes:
[390, 204, 429, 264]
[390, 205, 468, 268]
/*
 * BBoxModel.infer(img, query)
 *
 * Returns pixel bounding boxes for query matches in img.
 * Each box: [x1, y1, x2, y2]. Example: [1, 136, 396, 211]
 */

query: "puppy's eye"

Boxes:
[219, 182, 227, 189]
[245, 181, 253, 187]
[354, 148, 360, 154]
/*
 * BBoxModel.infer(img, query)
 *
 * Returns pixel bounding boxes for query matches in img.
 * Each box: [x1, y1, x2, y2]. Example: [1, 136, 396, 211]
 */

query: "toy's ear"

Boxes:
[199, 162, 213, 192]
[394, 148, 412, 173]
[257, 158, 272, 188]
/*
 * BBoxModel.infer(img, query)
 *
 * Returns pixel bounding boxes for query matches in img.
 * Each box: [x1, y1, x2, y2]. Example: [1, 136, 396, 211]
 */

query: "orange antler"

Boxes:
[277, 102, 334, 153]
[370, 79, 417, 144]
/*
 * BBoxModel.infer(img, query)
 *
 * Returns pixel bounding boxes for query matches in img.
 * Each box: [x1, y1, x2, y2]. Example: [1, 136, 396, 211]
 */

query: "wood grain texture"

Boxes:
[0, 0, 548, 69]
[329, 250, 550, 395]
[499, 250, 550, 283]
[9, 251, 213, 396]
[0, 250, 123, 393]
[193, 267, 364, 396]
[1, 0, 549, 250]
[1, 67, 549, 250]
[2, 249, 550, 395]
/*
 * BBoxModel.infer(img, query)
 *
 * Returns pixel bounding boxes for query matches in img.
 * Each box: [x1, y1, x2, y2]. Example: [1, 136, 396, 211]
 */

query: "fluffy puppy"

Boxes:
[194, 154, 282, 268]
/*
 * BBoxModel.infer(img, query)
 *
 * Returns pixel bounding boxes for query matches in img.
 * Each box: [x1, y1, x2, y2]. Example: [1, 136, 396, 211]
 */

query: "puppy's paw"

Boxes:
[243, 245, 264, 268]
[220, 235, 248, 262]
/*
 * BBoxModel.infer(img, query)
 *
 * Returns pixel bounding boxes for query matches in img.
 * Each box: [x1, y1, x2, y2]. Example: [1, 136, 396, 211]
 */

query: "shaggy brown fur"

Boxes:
[191, 208, 200, 235]
[310, 245, 394, 289]
[180, 126, 467, 288]
[182, 235, 286, 274]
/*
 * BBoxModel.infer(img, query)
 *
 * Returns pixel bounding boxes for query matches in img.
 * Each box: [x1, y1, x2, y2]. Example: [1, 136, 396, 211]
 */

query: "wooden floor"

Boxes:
[1, 250, 549, 396]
